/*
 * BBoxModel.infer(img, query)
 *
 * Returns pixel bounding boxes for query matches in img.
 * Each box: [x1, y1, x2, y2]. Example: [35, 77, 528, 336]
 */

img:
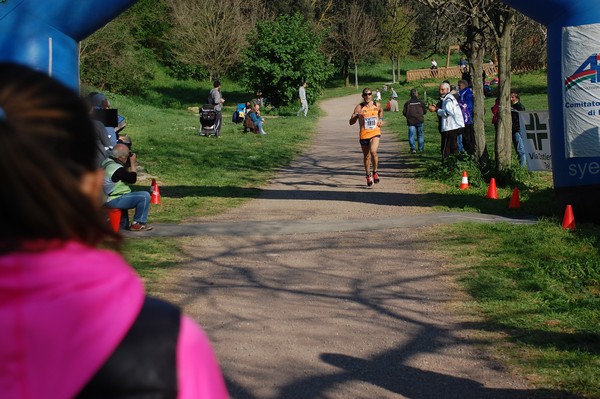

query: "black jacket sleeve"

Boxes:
[111, 166, 137, 184]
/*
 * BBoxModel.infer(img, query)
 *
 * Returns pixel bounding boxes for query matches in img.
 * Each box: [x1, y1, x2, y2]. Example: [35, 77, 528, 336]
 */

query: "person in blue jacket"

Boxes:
[250, 103, 267, 135]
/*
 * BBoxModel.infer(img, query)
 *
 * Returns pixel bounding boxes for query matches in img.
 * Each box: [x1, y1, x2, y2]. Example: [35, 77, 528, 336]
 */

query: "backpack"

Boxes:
[457, 95, 471, 125]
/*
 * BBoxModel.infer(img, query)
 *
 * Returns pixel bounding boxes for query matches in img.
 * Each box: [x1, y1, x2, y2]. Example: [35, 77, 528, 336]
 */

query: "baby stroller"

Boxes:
[198, 104, 220, 137]
[232, 103, 246, 124]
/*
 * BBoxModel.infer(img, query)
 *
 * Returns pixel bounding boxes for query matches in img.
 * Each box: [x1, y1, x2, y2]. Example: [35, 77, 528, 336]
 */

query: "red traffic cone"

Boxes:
[106, 208, 121, 232]
[562, 204, 575, 230]
[486, 178, 498, 199]
[459, 170, 469, 190]
[509, 188, 520, 209]
[150, 178, 161, 204]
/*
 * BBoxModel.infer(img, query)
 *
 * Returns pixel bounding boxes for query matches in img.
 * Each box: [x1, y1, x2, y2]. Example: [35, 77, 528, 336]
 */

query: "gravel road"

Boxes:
[148, 94, 559, 399]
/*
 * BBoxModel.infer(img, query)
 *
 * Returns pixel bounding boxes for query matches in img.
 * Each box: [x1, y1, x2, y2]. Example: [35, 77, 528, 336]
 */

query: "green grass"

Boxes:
[104, 72, 319, 223]
[432, 221, 600, 398]
[121, 237, 190, 286]
[110, 61, 598, 397]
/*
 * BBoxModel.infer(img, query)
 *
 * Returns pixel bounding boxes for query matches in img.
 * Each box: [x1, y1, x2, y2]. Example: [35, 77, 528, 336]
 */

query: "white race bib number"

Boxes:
[364, 116, 377, 130]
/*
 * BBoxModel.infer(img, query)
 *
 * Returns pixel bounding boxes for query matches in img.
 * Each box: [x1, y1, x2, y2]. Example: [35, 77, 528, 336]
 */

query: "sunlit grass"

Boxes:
[433, 221, 600, 397]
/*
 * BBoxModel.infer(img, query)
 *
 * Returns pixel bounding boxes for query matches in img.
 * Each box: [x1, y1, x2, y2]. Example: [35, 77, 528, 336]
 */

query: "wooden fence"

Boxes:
[406, 65, 497, 82]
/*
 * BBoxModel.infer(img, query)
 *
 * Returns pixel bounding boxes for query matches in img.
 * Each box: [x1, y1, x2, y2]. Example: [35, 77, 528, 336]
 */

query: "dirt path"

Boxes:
[150, 95, 542, 398]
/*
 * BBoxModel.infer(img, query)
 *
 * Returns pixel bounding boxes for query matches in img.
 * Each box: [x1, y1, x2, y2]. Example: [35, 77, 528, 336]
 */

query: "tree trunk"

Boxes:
[343, 56, 350, 87]
[391, 58, 396, 83]
[396, 54, 401, 82]
[494, 13, 514, 171]
[464, 17, 491, 174]
[354, 62, 359, 89]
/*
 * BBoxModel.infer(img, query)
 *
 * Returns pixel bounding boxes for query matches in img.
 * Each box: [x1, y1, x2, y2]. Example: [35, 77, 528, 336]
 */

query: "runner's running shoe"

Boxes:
[373, 171, 380, 184]
[366, 174, 373, 187]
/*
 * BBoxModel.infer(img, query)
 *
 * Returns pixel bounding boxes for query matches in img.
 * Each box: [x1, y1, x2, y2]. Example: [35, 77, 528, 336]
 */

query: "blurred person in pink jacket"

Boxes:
[0, 63, 228, 399]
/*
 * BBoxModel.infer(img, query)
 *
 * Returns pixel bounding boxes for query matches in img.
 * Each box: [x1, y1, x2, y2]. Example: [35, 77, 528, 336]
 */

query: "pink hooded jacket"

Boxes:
[0, 241, 228, 399]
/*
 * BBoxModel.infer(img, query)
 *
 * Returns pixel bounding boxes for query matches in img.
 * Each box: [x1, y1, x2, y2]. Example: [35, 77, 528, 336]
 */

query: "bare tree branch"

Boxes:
[166, 0, 269, 79]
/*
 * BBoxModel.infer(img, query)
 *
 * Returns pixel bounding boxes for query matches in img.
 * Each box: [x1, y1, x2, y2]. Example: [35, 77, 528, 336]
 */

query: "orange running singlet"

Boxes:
[358, 102, 381, 140]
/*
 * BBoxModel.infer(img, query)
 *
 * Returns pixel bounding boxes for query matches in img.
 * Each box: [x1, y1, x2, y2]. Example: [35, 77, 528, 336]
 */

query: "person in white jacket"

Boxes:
[428, 82, 464, 161]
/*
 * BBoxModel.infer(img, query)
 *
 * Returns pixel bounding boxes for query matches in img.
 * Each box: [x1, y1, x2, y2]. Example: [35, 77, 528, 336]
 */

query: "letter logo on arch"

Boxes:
[565, 54, 600, 90]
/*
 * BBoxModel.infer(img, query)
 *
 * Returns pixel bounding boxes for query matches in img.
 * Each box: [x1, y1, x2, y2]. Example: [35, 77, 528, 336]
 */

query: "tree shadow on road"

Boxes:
[153, 233, 581, 399]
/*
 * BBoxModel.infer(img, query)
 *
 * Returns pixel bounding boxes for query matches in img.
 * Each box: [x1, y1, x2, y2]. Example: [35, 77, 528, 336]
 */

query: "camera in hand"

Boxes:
[92, 108, 118, 127]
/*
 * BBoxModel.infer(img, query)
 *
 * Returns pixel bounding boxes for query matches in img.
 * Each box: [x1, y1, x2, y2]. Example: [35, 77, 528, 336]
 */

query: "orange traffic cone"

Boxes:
[459, 170, 469, 190]
[150, 178, 161, 204]
[106, 208, 121, 232]
[508, 188, 520, 209]
[486, 178, 498, 199]
[562, 204, 576, 230]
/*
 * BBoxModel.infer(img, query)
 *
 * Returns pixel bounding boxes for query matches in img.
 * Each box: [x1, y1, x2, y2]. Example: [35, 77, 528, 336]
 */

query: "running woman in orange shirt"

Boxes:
[349, 87, 384, 187]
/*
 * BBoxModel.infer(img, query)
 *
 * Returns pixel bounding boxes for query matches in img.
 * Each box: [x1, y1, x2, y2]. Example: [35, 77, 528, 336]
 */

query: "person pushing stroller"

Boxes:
[206, 80, 225, 136]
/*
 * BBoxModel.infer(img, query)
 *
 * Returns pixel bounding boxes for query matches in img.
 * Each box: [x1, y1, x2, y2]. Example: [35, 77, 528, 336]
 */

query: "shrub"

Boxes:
[241, 14, 333, 107]
[426, 153, 486, 188]
[80, 16, 155, 95]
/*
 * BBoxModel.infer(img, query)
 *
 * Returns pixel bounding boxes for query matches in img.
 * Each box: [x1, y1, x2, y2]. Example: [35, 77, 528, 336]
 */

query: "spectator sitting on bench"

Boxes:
[102, 144, 153, 231]
[249, 103, 267, 135]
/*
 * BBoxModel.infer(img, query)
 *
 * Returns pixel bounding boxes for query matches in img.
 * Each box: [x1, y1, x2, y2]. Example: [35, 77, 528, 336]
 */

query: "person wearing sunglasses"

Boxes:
[349, 88, 384, 187]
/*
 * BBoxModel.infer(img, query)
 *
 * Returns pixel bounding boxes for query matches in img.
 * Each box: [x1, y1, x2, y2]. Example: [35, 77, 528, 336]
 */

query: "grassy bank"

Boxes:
[106, 72, 320, 223]
[112, 61, 598, 397]
[432, 221, 600, 398]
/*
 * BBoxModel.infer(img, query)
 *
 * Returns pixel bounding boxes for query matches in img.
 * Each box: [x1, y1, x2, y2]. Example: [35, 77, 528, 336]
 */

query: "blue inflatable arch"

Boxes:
[503, 0, 600, 222]
[0, 0, 138, 90]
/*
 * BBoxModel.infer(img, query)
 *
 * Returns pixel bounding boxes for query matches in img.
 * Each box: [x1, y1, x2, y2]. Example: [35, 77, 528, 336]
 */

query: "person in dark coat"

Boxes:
[402, 89, 427, 153]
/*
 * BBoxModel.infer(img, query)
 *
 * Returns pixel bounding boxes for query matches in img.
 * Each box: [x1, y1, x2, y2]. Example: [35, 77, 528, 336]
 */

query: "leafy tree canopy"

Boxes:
[241, 14, 333, 106]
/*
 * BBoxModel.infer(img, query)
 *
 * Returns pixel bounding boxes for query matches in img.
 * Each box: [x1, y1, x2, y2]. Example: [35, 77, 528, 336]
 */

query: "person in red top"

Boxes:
[349, 87, 384, 187]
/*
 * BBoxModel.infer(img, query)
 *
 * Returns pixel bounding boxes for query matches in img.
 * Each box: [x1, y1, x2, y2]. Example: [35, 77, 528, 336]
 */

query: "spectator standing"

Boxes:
[428, 82, 464, 161]
[402, 89, 427, 153]
[208, 80, 225, 136]
[431, 59, 438, 69]
[349, 88, 384, 187]
[461, 65, 473, 87]
[491, 97, 500, 131]
[102, 144, 153, 231]
[0, 62, 229, 399]
[375, 88, 382, 102]
[297, 81, 308, 117]
[511, 92, 527, 167]
[458, 56, 468, 72]
[252, 90, 264, 107]
[458, 79, 475, 154]
[389, 94, 399, 112]
[86, 98, 111, 167]
[89, 92, 118, 148]
[389, 87, 399, 112]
